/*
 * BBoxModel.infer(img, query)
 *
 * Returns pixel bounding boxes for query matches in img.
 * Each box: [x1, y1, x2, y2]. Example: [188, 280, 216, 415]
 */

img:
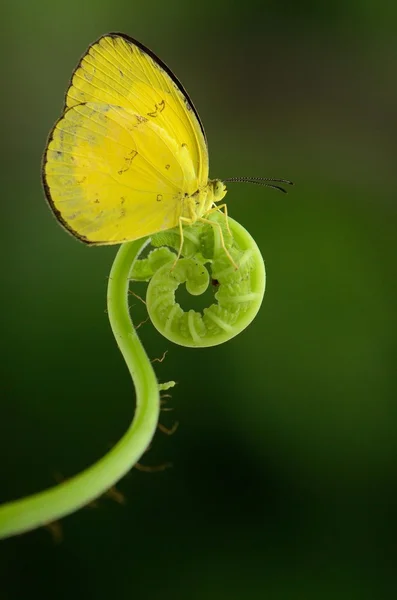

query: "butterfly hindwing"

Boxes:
[44, 102, 197, 243]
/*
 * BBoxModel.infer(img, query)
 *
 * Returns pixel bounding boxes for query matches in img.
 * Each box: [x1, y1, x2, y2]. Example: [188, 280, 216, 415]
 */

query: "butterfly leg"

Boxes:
[204, 203, 231, 236]
[198, 216, 238, 270]
[171, 216, 193, 270]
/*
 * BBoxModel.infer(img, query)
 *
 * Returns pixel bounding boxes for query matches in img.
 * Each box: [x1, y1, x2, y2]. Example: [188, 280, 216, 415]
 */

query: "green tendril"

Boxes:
[0, 214, 265, 539]
[132, 214, 266, 347]
[0, 239, 171, 540]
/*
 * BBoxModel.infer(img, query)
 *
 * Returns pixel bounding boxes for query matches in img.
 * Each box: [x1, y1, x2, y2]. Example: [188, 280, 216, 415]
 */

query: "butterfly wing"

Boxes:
[44, 102, 200, 243]
[43, 33, 209, 244]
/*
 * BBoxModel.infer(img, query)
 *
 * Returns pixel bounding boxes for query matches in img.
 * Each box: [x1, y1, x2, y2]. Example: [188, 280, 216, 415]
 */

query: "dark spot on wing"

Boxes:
[76, 176, 87, 184]
[157, 194, 163, 202]
[94, 198, 100, 204]
[181, 143, 187, 148]
[119, 68, 124, 77]
[120, 197, 126, 205]
[118, 150, 138, 175]
[128, 115, 148, 132]
[165, 164, 170, 170]
[147, 99, 166, 118]
[120, 208, 126, 217]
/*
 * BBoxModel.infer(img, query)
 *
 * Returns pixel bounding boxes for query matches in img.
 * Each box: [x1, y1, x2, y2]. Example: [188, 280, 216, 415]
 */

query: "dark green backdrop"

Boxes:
[1, 1, 396, 598]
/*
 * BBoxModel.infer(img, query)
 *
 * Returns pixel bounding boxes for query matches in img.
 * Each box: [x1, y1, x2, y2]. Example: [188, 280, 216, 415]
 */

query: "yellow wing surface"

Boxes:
[42, 33, 209, 244]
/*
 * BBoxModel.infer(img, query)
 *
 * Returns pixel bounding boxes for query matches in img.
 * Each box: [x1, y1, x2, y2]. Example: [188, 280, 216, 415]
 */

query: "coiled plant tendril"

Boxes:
[133, 213, 265, 346]
[0, 214, 265, 539]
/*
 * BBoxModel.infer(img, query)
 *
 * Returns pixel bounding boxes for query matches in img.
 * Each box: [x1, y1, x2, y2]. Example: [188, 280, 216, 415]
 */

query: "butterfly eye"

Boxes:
[213, 179, 226, 200]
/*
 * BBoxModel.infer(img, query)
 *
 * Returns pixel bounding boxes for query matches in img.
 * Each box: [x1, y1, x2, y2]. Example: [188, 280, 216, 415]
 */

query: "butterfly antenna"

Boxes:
[223, 177, 294, 193]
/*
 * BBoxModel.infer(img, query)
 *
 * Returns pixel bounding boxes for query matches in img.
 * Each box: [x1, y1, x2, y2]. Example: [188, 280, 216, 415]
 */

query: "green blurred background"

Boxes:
[1, 0, 396, 598]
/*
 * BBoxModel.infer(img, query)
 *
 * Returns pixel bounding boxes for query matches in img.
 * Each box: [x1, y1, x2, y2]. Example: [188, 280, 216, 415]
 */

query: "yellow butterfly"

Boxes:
[42, 33, 291, 261]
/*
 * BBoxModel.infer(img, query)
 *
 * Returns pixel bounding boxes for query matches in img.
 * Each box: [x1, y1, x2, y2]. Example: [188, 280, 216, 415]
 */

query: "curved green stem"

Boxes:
[0, 239, 161, 540]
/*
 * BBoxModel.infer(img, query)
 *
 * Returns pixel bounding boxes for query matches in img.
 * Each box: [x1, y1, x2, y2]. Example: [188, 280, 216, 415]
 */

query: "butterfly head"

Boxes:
[209, 179, 227, 204]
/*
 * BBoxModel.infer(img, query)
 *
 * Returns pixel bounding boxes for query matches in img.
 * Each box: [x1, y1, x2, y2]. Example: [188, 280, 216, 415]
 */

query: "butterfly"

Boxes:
[42, 33, 292, 263]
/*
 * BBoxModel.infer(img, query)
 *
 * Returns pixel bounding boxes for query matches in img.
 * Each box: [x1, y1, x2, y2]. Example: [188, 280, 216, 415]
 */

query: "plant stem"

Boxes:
[0, 239, 160, 539]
